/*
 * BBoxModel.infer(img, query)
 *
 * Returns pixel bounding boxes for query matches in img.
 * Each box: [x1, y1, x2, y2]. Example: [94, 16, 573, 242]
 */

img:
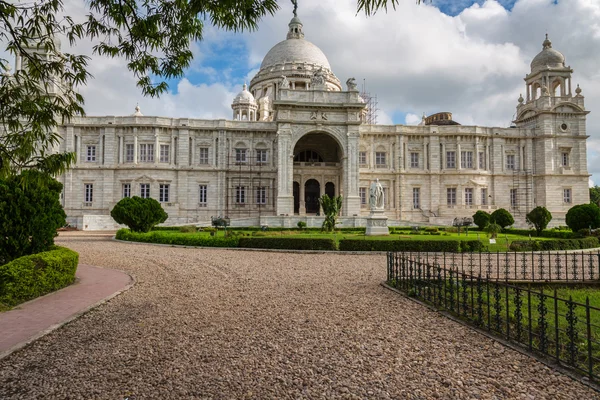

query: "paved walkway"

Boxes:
[0, 263, 133, 358]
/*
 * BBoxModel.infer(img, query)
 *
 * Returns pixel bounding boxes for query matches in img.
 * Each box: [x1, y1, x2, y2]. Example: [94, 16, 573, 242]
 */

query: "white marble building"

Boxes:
[53, 15, 590, 229]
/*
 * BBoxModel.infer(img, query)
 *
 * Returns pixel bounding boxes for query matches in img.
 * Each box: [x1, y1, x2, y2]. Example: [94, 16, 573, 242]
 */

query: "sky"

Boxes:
[51, 0, 600, 184]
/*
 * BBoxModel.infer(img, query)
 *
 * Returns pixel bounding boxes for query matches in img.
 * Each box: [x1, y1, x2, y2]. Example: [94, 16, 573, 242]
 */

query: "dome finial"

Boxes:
[243, 82, 247, 91]
[291, 0, 298, 17]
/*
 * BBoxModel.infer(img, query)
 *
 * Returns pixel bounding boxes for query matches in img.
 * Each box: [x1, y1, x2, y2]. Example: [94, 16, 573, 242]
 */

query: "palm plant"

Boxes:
[318, 194, 343, 232]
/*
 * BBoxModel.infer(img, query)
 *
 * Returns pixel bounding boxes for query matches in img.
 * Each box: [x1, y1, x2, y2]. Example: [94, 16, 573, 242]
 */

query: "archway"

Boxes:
[305, 179, 320, 214]
[325, 182, 335, 198]
[293, 181, 300, 214]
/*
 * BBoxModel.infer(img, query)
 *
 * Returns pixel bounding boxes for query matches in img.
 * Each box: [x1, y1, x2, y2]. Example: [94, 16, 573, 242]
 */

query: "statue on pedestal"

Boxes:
[369, 179, 384, 211]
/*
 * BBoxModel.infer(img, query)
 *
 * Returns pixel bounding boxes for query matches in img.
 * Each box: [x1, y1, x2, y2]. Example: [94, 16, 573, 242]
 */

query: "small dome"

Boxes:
[232, 83, 256, 104]
[530, 34, 565, 74]
[132, 104, 143, 116]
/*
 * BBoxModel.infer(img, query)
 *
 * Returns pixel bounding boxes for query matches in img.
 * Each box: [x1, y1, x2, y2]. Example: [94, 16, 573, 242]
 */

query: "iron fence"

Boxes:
[392, 251, 600, 282]
[386, 252, 600, 382]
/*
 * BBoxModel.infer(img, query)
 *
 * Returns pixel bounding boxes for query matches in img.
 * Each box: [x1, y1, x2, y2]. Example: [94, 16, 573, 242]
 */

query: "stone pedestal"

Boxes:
[365, 210, 389, 236]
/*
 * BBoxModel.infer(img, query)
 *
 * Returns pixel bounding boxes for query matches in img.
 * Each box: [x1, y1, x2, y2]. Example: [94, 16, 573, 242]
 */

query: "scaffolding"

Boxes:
[512, 169, 533, 215]
[360, 79, 379, 125]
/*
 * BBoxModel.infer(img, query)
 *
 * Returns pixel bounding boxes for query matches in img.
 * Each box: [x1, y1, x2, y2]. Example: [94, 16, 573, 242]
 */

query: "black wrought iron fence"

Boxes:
[392, 251, 600, 282]
[386, 252, 600, 382]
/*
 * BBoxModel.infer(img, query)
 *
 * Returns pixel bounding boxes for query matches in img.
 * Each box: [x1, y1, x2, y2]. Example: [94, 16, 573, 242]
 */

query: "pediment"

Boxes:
[134, 175, 155, 182]
[552, 102, 584, 113]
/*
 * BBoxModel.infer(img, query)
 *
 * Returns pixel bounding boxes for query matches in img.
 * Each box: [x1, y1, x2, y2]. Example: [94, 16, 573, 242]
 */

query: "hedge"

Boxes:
[0, 246, 79, 307]
[151, 226, 367, 233]
[238, 237, 337, 251]
[338, 239, 474, 252]
[116, 229, 239, 247]
[504, 228, 577, 239]
[509, 237, 600, 252]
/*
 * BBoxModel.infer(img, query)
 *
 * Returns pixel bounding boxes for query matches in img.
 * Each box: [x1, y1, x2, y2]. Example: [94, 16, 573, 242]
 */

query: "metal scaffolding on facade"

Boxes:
[360, 79, 379, 125]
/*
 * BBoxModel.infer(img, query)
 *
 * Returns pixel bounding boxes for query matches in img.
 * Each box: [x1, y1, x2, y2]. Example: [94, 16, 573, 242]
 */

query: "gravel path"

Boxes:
[0, 232, 598, 399]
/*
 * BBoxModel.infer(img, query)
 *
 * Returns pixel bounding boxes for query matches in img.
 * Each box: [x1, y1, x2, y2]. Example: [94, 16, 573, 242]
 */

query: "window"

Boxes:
[359, 187, 367, 205]
[461, 151, 473, 169]
[256, 187, 267, 204]
[375, 152, 386, 167]
[563, 188, 572, 204]
[446, 151, 456, 168]
[235, 148, 247, 163]
[481, 188, 488, 205]
[126, 144, 134, 162]
[256, 149, 268, 164]
[160, 145, 170, 163]
[139, 144, 155, 162]
[412, 188, 420, 209]
[506, 154, 516, 170]
[465, 188, 473, 206]
[447, 188, 456, 206]
[199, 185, 207, 206]
[140, 183, 150, 199]
[562, 152, 569, 167]
[478, 152, 485, 169]
[235, 186, 246, 204]
[410, 153, 419, 168]
[84, 184, 93, 203]
[359, 151, 367, 165]
[159, 184, 170, 202]
[199, 148, 209, 165]
[122, 183, 131, 198]
[510, 189, 518, 208]
[86, 145, 96, 162]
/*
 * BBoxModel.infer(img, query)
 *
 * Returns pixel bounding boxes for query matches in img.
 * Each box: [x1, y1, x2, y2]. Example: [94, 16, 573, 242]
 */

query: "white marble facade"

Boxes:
[54, 18, 590, 229]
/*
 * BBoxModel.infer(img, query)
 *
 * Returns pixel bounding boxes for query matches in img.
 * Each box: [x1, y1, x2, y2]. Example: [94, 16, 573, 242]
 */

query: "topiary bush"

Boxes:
[472, 210, 491, 230]
[566, 203, 600, 233]
[0, 171, 67, 265]
[490, 208, 514, 229]
[0, 246, 78, 307]
[111, 196, 168, 233]
[297, 221, 307, 229]
[526, 206, 552, 236]
[238, 237, 337, 251]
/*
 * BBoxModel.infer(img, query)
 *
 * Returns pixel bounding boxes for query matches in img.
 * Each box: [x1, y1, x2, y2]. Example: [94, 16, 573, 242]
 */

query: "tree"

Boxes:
[318, 194, 342, 232]
[472, 210, 490, 230]
[490, 208, 514, 229]
[111, 196, 168, 232]
[590, 186, 600, 206]
[0, 171, 66, 264]
[565, 203, 600, 233]
[526, 206, 552, 236]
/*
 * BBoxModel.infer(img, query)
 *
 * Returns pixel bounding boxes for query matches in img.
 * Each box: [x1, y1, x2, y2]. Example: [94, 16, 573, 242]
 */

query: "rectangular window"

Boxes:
[199, 185, 207, 206]
[235, 186, 246, 204]
[256, 187, 267, 204]
[126, 144, 134, 162]
[235, 149, 247, 163]
[86, 145, 96, 162]
[446, 151, 456, 168]
[139, 144, 155, 163]
[506, 154, 515, 170]
[563, 188, 572, 204]
[140, 183, 150, 199]
[359, 151, 367, 165]
[199, 148, 209, 165]
[510, 188, 518, 208]
[256, 149, 268, 164]
[122, 183, 131, 198]
[447, 188, 456, 206]
[461, 151, 473, 169]
[375, 152, 386, 167]
[359, 187, 367, 205]
[410, 152, 419, 168]
[412, 188, 420, 209]
[481, 188, 488, 205]
[562, 152, 569, 167]
[478, 152, 485, 169]
[160, 144, 170, 163]
[159, 184, 170, 202]
[84, 183, 93, 203]
[465, 188, 473, 206]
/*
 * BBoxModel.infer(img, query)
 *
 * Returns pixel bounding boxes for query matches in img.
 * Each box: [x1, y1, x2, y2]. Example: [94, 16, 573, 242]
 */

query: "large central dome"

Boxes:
[260, 38, 331, 71]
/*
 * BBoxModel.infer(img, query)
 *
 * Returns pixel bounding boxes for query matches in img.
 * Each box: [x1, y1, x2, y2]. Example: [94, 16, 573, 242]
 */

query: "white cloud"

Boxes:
[405, 113, 422, 125]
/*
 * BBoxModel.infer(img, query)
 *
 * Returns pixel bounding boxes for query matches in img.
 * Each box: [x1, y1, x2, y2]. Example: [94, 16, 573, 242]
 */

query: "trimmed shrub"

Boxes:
[179, 225, 198, 233]
[0, 171, 66, 265]
[526, 206, 552, 236]
[509, 237, 599, 251]
[111, 196, 168, 233]
[238, 237, 337, 251]
[297, 221, 307, 229]
[338, 239, 461, 252]
[485, 223, 502, 239]
[0, 246, 78, 307]
[473, 210, 491, 230]
[503, 228, 576, 239]
[116, 229, 239, 247]
[566, 203, 600, 232]
[490, 208, 514, 229]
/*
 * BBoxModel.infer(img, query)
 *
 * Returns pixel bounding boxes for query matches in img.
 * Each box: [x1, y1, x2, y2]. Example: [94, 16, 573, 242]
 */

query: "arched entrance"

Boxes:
[304, 179, 320, 214]
[325, 182, 335, 198]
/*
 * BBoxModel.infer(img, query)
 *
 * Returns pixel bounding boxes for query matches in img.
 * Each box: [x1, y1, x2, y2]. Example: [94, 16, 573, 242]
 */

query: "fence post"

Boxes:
[514, 287, 523, 342]
[586, 297, 593, 380]
[537, 289, 548, 355]
[554, 289, 560, 363]
[565, 295, 579, 367]
[505, 284, 510, 340]
[528, 286, 533, 351]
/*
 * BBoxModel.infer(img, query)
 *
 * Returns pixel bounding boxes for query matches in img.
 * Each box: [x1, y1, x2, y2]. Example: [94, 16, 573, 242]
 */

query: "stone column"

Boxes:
[441, 142, 445, 170]
[457, 142, 462, 170]
[170, 134, 175, 165]
[299, 177, 306, 215]
[154, 128, 160, 164]
[475, 137, 480, 171]
[276, 130, 293, 215]
[133, 132, 138, 164]
[191, 137, 196, 166]
[344, 131, 361, 216]
[119, 135, 124, 164]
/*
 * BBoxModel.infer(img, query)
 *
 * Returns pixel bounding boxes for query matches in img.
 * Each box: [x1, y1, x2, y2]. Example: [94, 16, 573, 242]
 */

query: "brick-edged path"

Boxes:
[0, 264, 133, 358]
